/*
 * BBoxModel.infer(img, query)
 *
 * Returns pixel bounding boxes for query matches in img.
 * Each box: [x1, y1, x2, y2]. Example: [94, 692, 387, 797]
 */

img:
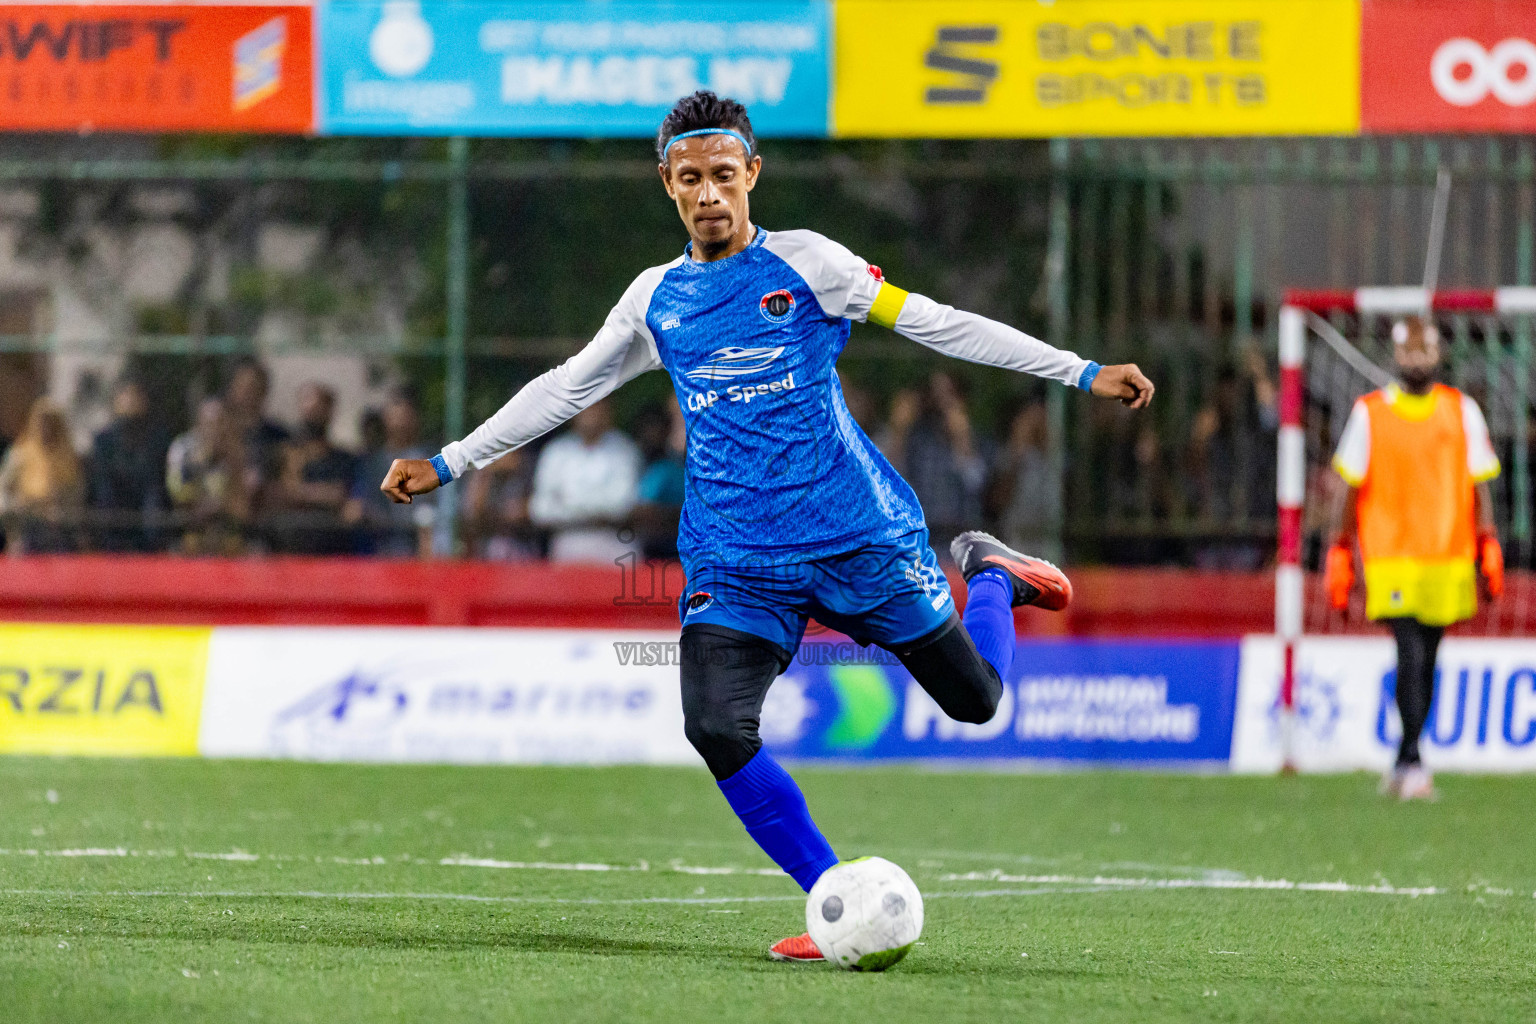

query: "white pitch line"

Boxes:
[0, 849, 1491, 899]
[668, 863, 783, 877]
[938, 870, 1442, 897]
[0, 878, 1455, 908]
[0, 884, 1431, 908]
[0, 888, 807, 907]
[0, 847, 801, 879]
[0, 886, 1125, 906]
[438, 856, 647, 873]
[0, 845, 1246, 881]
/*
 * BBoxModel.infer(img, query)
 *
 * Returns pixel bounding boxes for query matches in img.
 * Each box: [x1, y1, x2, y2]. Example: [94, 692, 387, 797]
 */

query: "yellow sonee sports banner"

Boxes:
[0, 624, 210, 756]
[834, 0, 1360, 137]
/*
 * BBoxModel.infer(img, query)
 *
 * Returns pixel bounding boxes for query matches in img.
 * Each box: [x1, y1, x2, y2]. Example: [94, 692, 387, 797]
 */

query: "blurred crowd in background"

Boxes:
[2, 135, 1532, 570]
[0, 347, 1288, 568]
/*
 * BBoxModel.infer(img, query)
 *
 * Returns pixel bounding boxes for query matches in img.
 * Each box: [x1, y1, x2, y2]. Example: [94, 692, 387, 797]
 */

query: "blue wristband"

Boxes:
[1077, 361, 1103, 393]
[430, 453, 453, 486]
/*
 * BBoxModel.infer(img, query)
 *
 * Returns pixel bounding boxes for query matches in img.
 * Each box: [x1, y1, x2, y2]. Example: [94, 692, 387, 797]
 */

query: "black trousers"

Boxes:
[1386, 617, 1445, 767]
[680, 617, 1002, 781]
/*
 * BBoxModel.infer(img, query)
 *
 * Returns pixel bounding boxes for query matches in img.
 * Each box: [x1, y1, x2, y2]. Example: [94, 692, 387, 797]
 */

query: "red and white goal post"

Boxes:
[1275, 287, 1536, 769]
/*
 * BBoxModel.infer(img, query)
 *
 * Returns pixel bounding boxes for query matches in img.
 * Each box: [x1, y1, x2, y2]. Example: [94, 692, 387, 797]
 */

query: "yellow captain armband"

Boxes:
[868, 282, 908, 329]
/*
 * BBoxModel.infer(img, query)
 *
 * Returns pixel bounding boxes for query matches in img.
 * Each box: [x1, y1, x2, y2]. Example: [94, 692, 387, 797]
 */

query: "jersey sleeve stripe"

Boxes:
[1332, 453, 1365, 487]
[868, 282, 908, 329]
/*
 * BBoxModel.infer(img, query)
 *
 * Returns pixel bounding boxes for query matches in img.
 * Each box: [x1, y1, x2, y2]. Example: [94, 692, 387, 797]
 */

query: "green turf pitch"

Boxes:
[1, 759, 1532, 1023]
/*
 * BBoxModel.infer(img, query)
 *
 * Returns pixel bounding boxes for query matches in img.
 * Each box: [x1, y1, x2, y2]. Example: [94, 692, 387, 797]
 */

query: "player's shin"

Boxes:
[962, 567, 1016, 680]
[717, 749, 839, 892]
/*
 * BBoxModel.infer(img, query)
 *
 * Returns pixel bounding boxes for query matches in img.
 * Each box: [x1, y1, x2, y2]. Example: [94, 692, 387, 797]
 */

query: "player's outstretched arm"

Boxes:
[380, 458, 441, 505]
[390, 268, 665, 502]
[1089, 363, 1155, 409]
[765, 231, 1156, 407]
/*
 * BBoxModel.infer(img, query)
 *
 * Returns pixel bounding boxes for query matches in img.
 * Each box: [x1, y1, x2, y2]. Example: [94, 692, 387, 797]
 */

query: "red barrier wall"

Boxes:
[0, 556, 1279, 636]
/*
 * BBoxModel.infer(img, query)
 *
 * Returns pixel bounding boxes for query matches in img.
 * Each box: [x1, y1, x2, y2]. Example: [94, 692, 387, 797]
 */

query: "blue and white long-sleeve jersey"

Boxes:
[441, 228, 1094, 573]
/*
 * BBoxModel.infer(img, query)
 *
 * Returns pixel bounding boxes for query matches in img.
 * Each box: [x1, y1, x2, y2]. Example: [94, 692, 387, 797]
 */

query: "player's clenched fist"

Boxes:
[380, 458, 442, 504]
[1090, 363, 1155, 409]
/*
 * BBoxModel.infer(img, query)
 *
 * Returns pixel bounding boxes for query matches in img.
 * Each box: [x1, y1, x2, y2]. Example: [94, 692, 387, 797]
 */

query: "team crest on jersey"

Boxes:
[759, 289, 796, 324]
[684, 346, 785, 381]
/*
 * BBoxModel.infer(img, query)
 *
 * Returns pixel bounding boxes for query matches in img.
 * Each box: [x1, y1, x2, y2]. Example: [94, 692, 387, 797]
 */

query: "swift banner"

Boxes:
[0, 624, 210, 756]
[0, 4, 313, 133]
[763, 639, 1241, 764]
[833, 0, 1360, 137]
[318, 0, 829, 136]
[1361, 0, 1536, 133]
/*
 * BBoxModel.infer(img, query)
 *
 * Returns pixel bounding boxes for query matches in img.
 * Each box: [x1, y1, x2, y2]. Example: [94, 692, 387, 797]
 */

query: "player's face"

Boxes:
[1395, 329, 1441, 390]
[660, 134, 760, 255]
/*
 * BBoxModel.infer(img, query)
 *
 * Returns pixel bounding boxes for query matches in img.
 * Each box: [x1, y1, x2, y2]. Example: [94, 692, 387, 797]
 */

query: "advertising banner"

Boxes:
[196, 628, 1237, 766]
[1361, 0, 1536, 133]
[0, 4, 313, 133]
[318, 0, 829, 136]
[0, 624, 209, 755]
[1232, 636, 1536, 773]
[833, 0, 1360, 137]
[763, 639, 1240, 764]
[199, 627, 696, 764]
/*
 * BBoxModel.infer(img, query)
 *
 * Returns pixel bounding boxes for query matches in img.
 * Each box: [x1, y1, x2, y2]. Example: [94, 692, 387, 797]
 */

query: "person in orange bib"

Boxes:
[1325, 317, 1502, 800]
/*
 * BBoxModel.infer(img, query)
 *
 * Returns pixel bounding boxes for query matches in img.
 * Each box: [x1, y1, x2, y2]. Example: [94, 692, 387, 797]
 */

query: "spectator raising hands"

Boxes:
[272, 382, 356, 555]
[879, 373, 988, 561]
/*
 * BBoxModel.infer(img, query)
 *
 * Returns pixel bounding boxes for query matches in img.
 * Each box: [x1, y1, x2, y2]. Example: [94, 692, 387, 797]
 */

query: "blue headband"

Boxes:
[663, 127, 753, 161]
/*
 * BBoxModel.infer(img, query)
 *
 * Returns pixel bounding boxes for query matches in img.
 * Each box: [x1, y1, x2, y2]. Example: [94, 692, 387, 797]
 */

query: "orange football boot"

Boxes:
[769, 933, 824, 962]
[950, 530, 1073, 611]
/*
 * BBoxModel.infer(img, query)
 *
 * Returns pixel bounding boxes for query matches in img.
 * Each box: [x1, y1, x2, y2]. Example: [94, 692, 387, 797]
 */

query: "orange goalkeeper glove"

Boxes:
[1480, 532, 1505, 599]
[1325, 543, 1354, 610]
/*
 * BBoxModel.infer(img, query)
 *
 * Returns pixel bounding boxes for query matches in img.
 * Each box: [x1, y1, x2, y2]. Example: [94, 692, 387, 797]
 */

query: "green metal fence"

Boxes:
[1, 135, 1532, 561]
[1047, 136, 1536, 567]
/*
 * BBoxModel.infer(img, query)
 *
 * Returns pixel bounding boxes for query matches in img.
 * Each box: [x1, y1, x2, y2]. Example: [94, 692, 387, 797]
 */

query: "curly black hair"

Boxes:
[655, 90, 757, 163]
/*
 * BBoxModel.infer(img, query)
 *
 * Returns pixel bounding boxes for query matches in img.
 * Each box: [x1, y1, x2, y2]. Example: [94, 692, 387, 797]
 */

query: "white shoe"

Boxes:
[1378, 768, 1404, 798]
[1397, 765, 1436, 802]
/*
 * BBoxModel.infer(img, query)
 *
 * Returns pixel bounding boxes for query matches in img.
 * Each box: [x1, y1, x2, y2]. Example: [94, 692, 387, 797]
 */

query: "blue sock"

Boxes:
[717, 749, 838, 892]
[964, 567, 1016, 680]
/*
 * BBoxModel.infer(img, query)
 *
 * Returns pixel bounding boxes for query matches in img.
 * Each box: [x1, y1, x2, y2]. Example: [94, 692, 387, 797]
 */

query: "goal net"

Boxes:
[1269, 288, 1536, 767]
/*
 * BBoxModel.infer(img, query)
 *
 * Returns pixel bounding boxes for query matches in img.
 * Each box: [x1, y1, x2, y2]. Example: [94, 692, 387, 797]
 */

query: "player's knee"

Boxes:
[684, 704, 760, 780]
[948, 676, 1002, 725]
[683, 703, 745, 752]
[679, 627, 780, 779]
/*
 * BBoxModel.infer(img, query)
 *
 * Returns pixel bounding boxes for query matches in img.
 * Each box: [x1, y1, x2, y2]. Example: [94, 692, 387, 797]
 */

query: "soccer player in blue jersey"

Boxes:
[383, 91, 1153, 962]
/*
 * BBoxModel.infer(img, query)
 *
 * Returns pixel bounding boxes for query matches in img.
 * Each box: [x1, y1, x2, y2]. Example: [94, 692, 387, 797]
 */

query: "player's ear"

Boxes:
[744, 154, 762, 192]
[658, 161, 677, 199]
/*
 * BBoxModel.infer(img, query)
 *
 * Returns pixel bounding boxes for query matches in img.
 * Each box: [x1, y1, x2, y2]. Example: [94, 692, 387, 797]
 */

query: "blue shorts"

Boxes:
[678, 530, 956, 661]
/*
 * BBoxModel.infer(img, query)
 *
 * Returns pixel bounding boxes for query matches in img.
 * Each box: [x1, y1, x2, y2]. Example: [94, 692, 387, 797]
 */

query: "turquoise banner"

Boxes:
[318, 0, 830, 136]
